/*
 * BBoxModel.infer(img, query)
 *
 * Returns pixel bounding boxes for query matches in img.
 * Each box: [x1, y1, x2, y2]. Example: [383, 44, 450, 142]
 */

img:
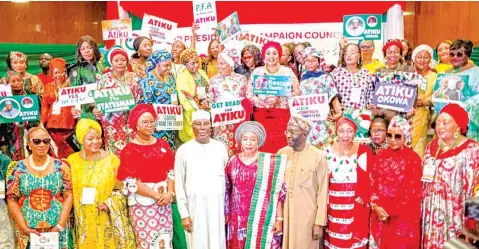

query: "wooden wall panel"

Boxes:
[404, 1, 479, 48]
[0, 1, 106, 44]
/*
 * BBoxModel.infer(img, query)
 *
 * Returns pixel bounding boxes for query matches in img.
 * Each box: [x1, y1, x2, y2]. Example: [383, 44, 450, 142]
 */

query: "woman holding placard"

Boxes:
[247, 41, 300, 153]
[6, 127, 73, 249]
[138, 49, 179, 150]
[411, 45, 437, 158]
[207, 48, 251, 156]
[446, 39, 479, 142]
[68, 119, 136, 249]
[201, 39, 221, 78]
[95, 46, 139, 156]
[176, 48, 210, 143]
[0, 72, 41, 160]
[118, 104, 176, 249]
[299, 47, 342, 149]
[377, 40, 414, 73]
[69, 35, 102, 121]
[331, 43, 375, 111]
[40, 58, 76, 159]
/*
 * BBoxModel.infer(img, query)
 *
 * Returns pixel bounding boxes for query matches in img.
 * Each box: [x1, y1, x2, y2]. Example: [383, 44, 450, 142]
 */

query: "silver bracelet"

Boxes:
[56, 224, 65, 232]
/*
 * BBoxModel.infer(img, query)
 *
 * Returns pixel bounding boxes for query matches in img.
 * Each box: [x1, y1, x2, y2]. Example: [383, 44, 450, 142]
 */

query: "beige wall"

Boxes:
[1, 1, 478, 47]
[0, 1, 106, 44]
[404, 1, 479, 48]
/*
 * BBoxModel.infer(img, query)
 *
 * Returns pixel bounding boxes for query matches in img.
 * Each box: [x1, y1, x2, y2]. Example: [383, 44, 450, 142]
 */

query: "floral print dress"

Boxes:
[299, 71, 338, 149]
[137, 72, 178, 150]
[99, 72, 140, 156]
[207, 72, 248, 156]
[6, 159, 72, 249]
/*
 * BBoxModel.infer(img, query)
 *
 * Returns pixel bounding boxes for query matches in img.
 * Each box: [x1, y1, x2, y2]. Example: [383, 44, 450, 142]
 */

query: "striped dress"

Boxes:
[324, 144, 373, 249]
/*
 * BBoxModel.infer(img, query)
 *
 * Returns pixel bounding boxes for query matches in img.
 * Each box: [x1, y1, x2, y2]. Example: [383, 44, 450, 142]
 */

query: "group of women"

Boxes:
[0, 23, 478, 249]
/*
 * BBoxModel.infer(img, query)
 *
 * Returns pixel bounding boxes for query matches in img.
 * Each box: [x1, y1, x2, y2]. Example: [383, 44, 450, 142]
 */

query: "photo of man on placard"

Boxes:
[0, 100, 20, 118]
[346, 17, 365, 37]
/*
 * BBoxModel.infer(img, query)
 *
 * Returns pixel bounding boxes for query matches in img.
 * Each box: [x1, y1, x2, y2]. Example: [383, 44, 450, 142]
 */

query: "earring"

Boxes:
[454, 131, 460, 139]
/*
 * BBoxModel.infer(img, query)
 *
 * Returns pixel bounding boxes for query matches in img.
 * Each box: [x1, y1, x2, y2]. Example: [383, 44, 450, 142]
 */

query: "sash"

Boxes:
[245, 152, 287, 249]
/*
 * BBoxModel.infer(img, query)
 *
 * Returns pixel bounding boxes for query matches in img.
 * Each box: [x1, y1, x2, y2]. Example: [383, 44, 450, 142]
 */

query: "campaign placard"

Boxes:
[252, 75, 292, 96]
[57, 84, 97, 107]
[289, 94, 329, 121]
[90, 86, 135, 113]
[217, 12, 241, 43]
[193, 0, 217, 34]
[30, 232, 59, 249]
[432, 74, 470, 113]
[371, 82, 418, 112]
[0, 85, 12, 97]
[153, 104, 183, 130]
[0, 95, 40, 124]
[343, 107, 372, 143]
[343, 14, 381, 40]
[141, 14, 178, 44]
[210, 98, 246, 127]
[101, 18, 132, 41]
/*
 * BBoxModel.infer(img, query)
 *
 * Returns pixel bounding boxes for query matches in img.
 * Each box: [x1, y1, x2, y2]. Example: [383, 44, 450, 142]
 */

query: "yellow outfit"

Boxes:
[205, 59, 219, 78]
[412, 71, 437, 158]
[68, 152, 136, 249]
[176, 69, 210, 142]
[435, 63, 452, 74]
[362, 59, 385, 74]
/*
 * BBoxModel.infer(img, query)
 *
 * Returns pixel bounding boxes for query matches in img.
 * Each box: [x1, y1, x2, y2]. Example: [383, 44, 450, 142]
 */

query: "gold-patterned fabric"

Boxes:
[68, 152, 136, 249]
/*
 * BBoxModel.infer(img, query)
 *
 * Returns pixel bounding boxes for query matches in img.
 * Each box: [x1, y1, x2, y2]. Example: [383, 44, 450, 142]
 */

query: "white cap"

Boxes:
[192, 110, 211, 122]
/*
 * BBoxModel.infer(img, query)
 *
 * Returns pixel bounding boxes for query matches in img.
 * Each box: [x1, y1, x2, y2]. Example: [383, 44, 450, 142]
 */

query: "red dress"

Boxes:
[325, 144, 373, 249]
[225, 155, 286, 249]
[369, 147, 422, 249]
[421, 139, 479, 249]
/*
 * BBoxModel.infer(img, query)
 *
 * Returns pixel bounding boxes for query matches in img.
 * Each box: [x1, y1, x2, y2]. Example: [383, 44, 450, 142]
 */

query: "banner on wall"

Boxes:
[172, 22, 384, 65]
[193, 0, 217, 34]
[101, 18, 133, 41]
[141, 14, 178, 44]
[343, 14, 382, 40]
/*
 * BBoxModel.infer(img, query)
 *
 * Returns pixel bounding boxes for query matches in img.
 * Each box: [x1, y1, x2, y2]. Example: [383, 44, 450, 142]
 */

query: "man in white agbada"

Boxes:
[175, 110, 228, 249]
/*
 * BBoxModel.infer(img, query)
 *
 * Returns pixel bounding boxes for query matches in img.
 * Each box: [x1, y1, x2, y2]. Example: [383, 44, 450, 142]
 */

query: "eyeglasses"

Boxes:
[450, 51, 466, 58]
[344, 51, 359, 56]
[284, 130, 302, 136]
[304, 59, 318, 64]
[360, 45, 373, 50]
[387, 39, 401, 43]
[386, 133, 403, 140]
[140, 120, 156, 126]
[371, 129, 386, 134]
[30, 138, 51, 145]
[242, 55, 254, 61]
